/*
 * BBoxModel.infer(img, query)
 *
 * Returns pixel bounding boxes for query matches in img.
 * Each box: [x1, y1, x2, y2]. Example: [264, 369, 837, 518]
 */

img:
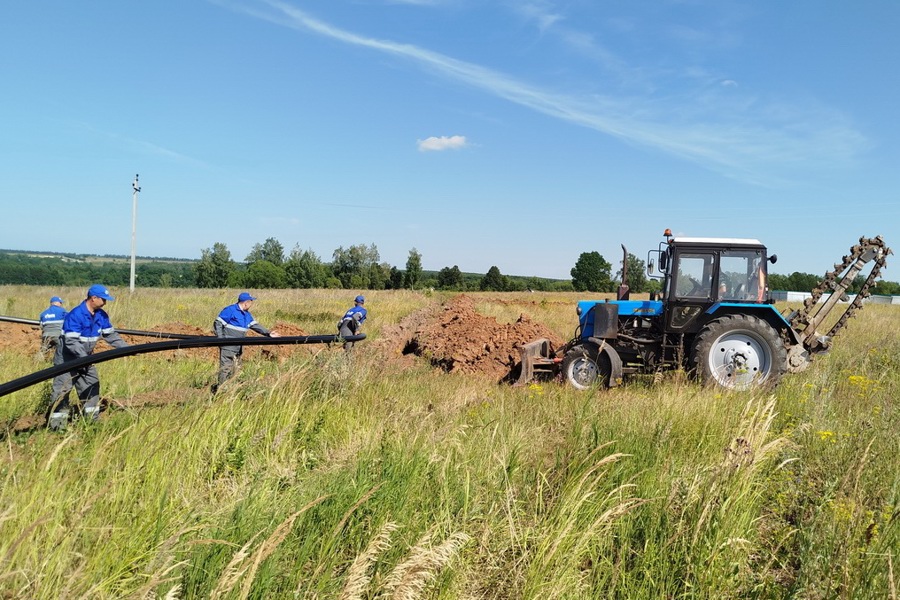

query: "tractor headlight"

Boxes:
[576, 305, 582, 316]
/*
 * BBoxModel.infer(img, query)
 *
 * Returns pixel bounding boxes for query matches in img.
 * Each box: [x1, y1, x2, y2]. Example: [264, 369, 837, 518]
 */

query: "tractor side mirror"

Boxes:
[659, 253, 668, 271]
[647, 259, 655, 275]
[769, 254, 778, 264]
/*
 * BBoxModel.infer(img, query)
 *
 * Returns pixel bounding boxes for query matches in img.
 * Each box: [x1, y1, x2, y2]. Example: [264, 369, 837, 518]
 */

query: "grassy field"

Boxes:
[0, 285, 897, 599]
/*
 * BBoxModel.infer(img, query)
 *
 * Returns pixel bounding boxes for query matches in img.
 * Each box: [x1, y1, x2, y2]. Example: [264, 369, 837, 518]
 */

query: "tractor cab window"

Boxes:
[719, 250, 765, 301]
[675, 252, 714, 299]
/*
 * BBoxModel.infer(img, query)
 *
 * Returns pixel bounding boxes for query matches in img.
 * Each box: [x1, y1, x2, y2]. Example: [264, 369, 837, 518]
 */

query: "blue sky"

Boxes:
[1, 1, 898, 280]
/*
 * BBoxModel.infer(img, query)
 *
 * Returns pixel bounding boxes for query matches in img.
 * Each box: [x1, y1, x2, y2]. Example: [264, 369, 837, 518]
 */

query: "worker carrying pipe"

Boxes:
[48, 284, 127, 431]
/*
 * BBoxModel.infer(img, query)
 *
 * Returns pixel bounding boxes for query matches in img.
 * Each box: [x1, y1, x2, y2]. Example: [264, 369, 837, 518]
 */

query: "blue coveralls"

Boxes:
[338, 305, 367, 351]
[214, 303, 272, 386]
[39, 304, 67, 354]
[50, 301, 127, 422]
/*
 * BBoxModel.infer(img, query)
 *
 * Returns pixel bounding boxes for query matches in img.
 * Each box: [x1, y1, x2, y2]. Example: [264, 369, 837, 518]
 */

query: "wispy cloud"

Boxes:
[516, 2, 563, 34]
[225, 0, 867, 184]
[76, 122, 211, 168]
[417, 135, 467, 152]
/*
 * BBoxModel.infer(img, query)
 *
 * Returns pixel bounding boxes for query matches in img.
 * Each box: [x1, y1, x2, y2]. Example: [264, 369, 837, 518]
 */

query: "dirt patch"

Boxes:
[376, 295, 565, 381]
[0, 322, 41, 354]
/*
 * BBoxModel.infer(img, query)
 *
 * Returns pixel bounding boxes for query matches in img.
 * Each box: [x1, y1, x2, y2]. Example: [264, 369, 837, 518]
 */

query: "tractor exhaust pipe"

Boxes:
[617, 244, 630, 301]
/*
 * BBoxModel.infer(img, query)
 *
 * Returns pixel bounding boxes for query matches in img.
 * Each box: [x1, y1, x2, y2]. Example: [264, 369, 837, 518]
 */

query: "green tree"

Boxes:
[244, 260, 287, 288]
[284, 246, 330, 288]
[246, 237, 285, 266]
[786, 272, 821, 293]
[367, 262, 391, 290]
[195, 242, 235, 288]
[550, 280, 575, 292]
[615, 253, 648, 293]
[437, 265, 464, 290]
[875, 279, 900, 295]
[404, 248, 423, 289]
[480, 266, 507, 291]
[523, 277, 547, 292]
[389, 266, 404, 289]
[571, 251, 613, 292]
[226, 269, 246, 288]
[332, 244, 380, 289]
[768, 273, 789, 291]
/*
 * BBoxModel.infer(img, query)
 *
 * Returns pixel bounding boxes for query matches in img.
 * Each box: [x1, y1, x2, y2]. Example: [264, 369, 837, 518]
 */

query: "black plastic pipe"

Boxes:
[0, 315, 198, 340]
[0, 334, 365, 398]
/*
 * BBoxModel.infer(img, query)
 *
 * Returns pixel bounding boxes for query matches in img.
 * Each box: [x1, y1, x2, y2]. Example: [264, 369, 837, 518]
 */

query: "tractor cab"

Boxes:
[648, 230, 776, 334]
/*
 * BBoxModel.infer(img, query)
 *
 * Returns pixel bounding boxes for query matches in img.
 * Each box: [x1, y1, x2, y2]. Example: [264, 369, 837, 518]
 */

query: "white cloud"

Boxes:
[417, 135, 467, 152]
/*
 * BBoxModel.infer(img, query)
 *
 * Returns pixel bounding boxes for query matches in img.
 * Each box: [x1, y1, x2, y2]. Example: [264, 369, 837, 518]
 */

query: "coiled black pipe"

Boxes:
[0, 315, 198, 340]
[0, 334, 365, 398]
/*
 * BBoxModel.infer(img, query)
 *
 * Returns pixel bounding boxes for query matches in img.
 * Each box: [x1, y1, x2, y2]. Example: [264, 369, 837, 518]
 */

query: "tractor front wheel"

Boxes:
[562, 344, 612, 390]
[691, 314, 787, 390]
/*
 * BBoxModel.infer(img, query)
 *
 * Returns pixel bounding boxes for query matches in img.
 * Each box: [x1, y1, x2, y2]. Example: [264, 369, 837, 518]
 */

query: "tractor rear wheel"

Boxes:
[562, 343, 612, 390]
[691, 314, 787, 390]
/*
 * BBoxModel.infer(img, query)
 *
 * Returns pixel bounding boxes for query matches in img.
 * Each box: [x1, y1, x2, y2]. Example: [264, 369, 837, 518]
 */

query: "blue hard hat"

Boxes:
[87, 284, 114, 301]
[355, 295, 365, 304]
[238, 292, 257, 302]
[50, 296, 64, 304]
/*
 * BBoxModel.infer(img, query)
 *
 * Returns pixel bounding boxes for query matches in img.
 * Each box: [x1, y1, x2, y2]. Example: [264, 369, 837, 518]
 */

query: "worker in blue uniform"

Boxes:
[38, 295, 67, 358]
[338, 295, 367, 351]
[213, 292, 280, 391]
[48, 284, 128, 430]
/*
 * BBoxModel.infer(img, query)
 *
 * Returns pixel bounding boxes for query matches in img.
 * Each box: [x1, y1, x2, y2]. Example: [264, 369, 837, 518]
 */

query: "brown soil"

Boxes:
[374, 294, 565, 382]
[0, 322, 41, 354]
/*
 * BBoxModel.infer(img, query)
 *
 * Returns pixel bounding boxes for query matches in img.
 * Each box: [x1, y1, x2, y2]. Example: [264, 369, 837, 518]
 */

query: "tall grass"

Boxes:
[0, 287, 897, 598]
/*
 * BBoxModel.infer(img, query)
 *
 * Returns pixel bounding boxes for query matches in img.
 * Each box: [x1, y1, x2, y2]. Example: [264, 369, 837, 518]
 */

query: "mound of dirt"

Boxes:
[377, 295, 565, 381]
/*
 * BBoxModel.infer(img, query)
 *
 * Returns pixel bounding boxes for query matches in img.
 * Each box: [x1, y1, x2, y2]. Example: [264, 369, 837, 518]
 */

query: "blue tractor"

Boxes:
[519, 230, 890, 391]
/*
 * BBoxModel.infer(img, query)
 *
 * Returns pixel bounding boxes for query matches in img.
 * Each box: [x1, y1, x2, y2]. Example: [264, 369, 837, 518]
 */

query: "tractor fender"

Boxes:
[586, 337, 624, 387]
[705, 303, 801, 345]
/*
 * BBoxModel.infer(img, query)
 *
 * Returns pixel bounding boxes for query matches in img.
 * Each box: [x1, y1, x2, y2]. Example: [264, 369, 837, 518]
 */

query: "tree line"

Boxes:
[193, 239, 575, 291]
[1, 242, 898, 295]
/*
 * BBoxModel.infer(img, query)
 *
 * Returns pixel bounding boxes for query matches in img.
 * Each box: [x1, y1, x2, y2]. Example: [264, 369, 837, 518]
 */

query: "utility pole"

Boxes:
[130, 174, 141, 293]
